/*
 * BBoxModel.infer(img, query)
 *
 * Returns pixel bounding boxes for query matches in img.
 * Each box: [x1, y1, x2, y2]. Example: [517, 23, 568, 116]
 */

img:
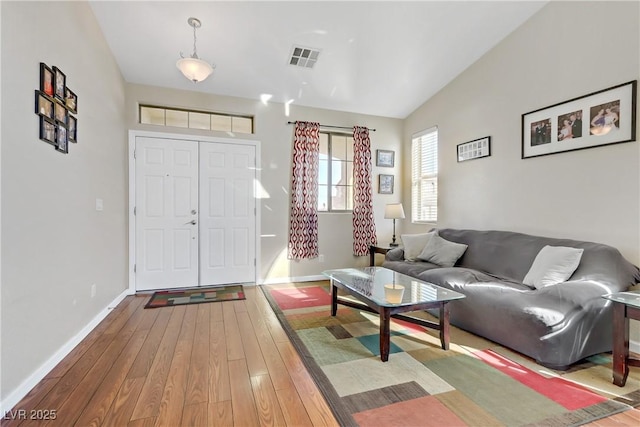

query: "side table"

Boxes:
[602, 291, 640, 387]
[369, 245, 392, 267]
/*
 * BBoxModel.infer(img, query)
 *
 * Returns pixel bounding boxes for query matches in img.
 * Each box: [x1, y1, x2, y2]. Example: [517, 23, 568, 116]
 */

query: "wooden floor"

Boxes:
[2, 285, 639, 427]
[1, 286, 338, 427]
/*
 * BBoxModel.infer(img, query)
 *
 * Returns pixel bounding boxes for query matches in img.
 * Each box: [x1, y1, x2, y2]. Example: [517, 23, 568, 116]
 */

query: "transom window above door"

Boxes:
[318, 132, 354, 212]
[139, 104, 254, 134]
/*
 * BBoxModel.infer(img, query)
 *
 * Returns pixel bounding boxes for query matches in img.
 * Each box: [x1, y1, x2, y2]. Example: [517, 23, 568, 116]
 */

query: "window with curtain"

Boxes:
[318, 132, 354, 212]
[411, 127, 438, 223]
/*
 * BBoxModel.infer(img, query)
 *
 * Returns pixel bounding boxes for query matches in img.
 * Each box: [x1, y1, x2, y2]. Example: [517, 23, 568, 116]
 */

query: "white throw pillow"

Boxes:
[401, 232, 434, 261]
[417, 233, 468, 267]
[523, 245, 584, 289]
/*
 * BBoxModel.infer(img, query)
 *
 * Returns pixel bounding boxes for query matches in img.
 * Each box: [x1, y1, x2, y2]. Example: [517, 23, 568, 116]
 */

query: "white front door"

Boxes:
[199, 142, 256, 285]
[135, 137, 199, 291]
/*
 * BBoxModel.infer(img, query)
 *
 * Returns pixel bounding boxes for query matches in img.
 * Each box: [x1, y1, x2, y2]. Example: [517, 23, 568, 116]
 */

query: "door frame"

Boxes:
[128, 129, 262, 293]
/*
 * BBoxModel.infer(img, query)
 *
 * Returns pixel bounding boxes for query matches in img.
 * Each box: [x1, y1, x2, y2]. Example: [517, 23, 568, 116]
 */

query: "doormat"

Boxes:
[261, 281, 640, 427]
[144, 284, 246, 309]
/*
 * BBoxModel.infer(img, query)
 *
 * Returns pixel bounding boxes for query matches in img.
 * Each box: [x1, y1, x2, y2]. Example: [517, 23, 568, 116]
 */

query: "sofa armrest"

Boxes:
[534, 279, 624, 306]
[385, 247, 405, 262]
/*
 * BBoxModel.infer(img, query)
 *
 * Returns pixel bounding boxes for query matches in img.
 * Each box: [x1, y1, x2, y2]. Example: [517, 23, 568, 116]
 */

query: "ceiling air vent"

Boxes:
[289, 46, 320, 69]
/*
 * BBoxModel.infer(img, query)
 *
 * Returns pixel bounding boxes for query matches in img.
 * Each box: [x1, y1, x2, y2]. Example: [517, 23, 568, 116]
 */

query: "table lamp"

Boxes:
[384, 203, 405, 247]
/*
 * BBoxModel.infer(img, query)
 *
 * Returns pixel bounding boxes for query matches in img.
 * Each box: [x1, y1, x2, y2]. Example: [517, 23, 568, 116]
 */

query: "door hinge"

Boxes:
[134, 206, 136, 215]
[133, 149, 136, 159]
[254, 259, 256, 266]
[133, 264, 136, 273]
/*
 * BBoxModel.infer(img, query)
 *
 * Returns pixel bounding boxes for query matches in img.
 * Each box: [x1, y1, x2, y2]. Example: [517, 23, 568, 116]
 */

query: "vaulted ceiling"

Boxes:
[89, 1, 547, 119]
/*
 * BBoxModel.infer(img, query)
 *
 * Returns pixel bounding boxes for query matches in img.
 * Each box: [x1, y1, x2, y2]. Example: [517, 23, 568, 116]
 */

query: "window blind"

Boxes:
[411, 127, 438, 222]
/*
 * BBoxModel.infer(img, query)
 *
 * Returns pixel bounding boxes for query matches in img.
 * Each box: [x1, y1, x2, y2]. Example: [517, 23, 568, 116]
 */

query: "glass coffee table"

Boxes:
[602, 290, 640, 386]
[322, 266, 466, 362]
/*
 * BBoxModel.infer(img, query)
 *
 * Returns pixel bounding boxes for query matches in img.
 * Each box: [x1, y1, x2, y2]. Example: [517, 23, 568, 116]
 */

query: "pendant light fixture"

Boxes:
[176, 17, 214, 83]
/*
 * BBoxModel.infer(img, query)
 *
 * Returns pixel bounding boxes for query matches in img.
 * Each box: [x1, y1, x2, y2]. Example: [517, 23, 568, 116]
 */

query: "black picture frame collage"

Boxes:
[35, 62, 78, 153]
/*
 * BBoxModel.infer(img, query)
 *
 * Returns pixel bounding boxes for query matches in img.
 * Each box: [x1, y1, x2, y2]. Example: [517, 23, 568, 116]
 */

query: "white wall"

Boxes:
[1, 1, 127, 403]
[403, 1, 640, 266]
[125, 84, 404, 282]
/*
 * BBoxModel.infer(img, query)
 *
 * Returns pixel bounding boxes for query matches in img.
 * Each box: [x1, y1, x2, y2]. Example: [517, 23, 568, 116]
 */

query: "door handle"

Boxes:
[185, 220, 197, 225]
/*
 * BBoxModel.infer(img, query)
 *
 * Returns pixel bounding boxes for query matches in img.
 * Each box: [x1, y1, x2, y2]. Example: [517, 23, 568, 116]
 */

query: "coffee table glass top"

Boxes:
[322, 267, 465, 307]
[603, 290, 640, 309]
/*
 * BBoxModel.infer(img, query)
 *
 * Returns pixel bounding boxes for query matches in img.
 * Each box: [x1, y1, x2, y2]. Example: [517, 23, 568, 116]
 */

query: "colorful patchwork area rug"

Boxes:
[144, 284, 245, 308]
[262, 281, 640, 426]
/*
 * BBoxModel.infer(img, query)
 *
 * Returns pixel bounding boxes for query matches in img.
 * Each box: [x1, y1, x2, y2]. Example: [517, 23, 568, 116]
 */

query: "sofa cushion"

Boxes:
[523, 245, 584, 289]
[417, 233, 468, 267]
[401, 232, 434, 261]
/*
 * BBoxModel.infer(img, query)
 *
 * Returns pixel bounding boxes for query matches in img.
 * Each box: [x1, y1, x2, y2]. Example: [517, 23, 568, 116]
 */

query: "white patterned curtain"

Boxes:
[288, 122, 320, 260]
[352, 126, 377, 256]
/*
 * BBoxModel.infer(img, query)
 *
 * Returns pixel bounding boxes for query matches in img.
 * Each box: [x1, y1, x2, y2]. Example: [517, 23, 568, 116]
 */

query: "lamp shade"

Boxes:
[176, 57, 214, 83]
[384, 203, 405, 219]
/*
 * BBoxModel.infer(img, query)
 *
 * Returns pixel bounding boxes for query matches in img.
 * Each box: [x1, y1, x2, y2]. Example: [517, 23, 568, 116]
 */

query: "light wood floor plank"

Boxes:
[74, 329, 148, 427]
[185, 303, 211, 405]
[101, 377, 145, 427]
[208, 401, 233, 427]
[247, 288, 296, 391]
[276, 339, 338, 427]
[128, 307, 173, 379]
[208, 319, 231, 403]
[181, 402, 208, 427]
[222, 301, 244, 361]
[236, 311, 269, 377]
[154, 337, 192, 427]
[128, 416, 157, 427]
[42, 300, 148, 426]
[228, 358, 260, 427]
[250, 374, 287, 427]
[130, 305, 185, 420]
[275, 385, 314, 427]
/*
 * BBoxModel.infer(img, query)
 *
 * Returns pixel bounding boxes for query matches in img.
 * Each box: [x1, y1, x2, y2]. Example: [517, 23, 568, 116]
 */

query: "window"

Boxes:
[139, 105, 254, 134]
[318, 132, 354, 212]
[411, 127, 438, 222]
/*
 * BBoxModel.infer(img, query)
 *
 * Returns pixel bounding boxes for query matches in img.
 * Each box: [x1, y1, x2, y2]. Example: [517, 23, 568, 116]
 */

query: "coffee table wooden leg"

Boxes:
[439, 303, 450, 351]
[612, 302, 629, 386]
[331, 282, 338, 317]
[380, 308, 391, 362]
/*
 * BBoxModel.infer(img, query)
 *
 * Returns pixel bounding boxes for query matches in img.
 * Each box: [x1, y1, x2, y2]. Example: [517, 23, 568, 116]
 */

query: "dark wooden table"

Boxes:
[603, 291, 640, 386]
[369, 245, 392, 266]
[323, 267, 465, 362]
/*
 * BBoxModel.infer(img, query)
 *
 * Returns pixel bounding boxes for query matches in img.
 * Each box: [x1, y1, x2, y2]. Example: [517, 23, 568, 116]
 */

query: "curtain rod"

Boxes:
[286, 121, 376, 132]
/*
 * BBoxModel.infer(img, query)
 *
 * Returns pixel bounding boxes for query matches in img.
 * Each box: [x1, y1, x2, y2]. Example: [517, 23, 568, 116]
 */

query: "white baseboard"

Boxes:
[261, 274, 327, 285]
[0, 289, 131, 415]
[631, 339, 640, 355]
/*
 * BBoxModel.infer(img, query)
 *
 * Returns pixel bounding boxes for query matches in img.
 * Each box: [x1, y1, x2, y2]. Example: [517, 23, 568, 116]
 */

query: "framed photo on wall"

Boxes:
[376, 149, 395, 167]
[65, 87, 77, 114]
[40, 63, 54, 97]
[35, 90, 54, 119]
[54, 100, 68, 125]
[522, 80, 637, 159]
[55, 123, 68, 154]
[378, 174, 394, 194]
[53, 66, 66, 101]
[39, 117, 56, 146]
[68, 115, 77, 143]
[457, 136, 491, 162]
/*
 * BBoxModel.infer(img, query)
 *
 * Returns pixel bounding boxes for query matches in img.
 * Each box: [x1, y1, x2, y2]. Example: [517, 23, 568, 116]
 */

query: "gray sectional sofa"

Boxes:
[380, 228, 640, 369]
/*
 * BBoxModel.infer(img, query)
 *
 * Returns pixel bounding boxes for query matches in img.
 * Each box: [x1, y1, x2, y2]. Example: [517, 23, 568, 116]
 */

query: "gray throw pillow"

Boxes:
[523, 245, 584, 289]
[417, 233, 468, 267]
[401, 232, 435, 261]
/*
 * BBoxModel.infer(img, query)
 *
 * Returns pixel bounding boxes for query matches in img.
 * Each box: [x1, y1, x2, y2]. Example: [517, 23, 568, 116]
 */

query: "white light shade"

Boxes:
[384, 203, 405, 219]
[176, 57, 213, 83]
